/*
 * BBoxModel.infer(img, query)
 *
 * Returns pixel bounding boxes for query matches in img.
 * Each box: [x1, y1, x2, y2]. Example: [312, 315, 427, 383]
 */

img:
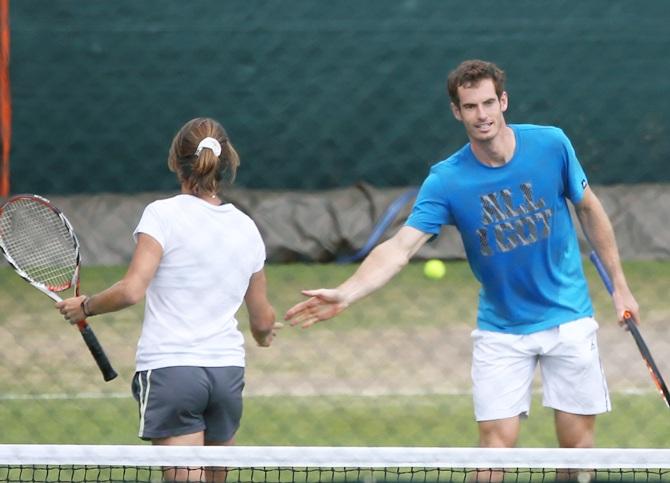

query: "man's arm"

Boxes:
[285, 226, 433, 328]
[574, 186, 640, 323]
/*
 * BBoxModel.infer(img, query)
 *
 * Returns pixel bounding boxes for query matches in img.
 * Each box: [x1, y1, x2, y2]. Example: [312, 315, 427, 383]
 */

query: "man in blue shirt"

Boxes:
[285, 60, 639, 452]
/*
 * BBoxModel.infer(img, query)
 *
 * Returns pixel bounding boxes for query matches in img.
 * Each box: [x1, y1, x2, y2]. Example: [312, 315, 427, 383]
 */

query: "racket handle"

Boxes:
[78, 322, 118, 382]
[589, 251, 614, 295]
[590, 251, 635, 323]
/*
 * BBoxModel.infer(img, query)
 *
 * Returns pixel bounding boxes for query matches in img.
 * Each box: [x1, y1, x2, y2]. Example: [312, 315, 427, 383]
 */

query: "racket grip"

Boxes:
[589, 251, 614, 295]
[79, 323, 118, 382]
[590, 251, 635, 325]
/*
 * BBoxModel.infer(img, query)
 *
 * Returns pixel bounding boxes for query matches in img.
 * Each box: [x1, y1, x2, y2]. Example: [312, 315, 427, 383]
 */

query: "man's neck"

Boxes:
[471, 125, 515, 167]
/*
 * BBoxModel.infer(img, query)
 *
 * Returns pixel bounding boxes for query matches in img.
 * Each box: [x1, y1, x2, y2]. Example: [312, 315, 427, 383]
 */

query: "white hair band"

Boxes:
[195, 137, 222, 157]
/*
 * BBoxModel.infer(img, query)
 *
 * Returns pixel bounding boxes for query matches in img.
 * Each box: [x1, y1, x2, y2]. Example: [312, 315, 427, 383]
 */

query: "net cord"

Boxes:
[0, 445, 669, 469]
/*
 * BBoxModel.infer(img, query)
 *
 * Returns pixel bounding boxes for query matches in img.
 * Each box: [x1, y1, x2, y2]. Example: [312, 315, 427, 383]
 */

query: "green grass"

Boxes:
[0, 259, 669, 448]
[2, 393, 668, 447]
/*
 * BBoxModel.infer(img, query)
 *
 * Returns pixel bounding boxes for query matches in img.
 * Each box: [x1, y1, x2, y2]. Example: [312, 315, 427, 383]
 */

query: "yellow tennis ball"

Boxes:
[423, 259, 446, 280]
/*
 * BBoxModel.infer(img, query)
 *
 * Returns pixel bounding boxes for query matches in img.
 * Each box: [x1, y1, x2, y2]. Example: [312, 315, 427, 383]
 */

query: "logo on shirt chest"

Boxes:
[476, 182, 553, 256]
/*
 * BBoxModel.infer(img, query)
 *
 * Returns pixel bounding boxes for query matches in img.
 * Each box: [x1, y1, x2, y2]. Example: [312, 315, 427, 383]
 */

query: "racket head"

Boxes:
[590, 251, 670, 408]
[0, 195, 118, 382]
[624, 314, 670, 407]
[0, 194, 80, 293]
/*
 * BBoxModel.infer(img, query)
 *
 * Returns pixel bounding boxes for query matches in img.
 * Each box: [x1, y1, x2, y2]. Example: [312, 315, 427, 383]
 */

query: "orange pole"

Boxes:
[0, 0, 11, 198]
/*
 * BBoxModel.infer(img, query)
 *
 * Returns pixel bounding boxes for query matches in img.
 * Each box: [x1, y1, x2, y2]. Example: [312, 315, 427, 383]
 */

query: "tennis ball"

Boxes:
[423, 259, 446, 280]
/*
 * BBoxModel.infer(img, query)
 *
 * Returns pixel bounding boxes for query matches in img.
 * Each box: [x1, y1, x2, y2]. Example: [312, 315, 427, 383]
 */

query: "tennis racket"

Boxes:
[589, 250, 669, 408]
[0, 194, 117, 382]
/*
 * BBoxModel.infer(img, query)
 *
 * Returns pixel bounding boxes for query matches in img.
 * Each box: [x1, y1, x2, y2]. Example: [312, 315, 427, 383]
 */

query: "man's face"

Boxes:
[451, 78, 508, 143]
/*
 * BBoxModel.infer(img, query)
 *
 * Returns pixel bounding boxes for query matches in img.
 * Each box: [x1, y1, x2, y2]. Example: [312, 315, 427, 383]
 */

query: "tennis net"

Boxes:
[1, 445, 669, 482]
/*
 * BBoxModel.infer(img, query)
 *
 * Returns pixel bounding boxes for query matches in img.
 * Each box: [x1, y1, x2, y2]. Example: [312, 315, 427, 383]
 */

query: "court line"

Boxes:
[0, 388, 654, 401]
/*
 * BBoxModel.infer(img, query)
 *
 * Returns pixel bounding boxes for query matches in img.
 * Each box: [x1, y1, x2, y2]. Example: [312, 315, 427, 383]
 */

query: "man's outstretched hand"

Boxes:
[284, 289, 349, 328]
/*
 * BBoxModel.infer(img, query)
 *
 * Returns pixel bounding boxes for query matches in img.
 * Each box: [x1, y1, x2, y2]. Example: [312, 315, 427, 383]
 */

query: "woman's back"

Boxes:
[134, 194, 265, 371]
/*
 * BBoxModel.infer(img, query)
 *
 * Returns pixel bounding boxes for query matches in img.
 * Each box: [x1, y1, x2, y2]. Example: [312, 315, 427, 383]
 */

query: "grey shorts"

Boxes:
[132, 366, 245, 442]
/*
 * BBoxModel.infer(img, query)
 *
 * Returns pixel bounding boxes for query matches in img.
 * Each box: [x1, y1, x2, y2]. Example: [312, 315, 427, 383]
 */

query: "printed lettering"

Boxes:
[480, 193, 507, 225]
[476, 182, 552, 256]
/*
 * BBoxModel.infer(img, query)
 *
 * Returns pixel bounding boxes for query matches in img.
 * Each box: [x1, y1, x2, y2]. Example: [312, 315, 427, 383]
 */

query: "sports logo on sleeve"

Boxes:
[476, 182, 552, 256]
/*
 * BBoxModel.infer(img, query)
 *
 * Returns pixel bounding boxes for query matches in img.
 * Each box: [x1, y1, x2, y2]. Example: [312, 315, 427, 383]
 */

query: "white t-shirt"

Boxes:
[132, 194, 265, 371]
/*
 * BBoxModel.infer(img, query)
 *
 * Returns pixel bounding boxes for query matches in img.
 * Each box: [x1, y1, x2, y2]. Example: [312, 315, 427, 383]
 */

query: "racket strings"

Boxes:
[0, 198, 78, 290]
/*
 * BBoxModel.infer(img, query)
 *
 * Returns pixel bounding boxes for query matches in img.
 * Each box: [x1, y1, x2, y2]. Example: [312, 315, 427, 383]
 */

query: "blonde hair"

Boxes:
[167, 117, 240, 195]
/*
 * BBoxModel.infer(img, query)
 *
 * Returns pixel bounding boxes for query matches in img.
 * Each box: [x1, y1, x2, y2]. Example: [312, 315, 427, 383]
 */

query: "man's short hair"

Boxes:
[447, 60, 506, 107]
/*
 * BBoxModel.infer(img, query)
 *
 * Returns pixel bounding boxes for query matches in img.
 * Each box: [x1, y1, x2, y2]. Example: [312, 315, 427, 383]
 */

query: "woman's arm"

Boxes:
[56, 234, 163, 322]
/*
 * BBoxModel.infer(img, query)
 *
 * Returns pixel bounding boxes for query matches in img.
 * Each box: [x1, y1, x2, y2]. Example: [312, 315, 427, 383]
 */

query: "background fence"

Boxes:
[1, 0, 669, 449]
[6, 1, 670, 194]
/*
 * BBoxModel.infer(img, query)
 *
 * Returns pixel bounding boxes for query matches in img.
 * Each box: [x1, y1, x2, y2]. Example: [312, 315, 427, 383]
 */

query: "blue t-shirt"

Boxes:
[406, 124, 593, 334]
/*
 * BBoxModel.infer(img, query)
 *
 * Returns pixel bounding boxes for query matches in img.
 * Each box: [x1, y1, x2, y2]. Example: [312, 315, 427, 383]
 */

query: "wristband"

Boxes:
[81, 297, 93, 317]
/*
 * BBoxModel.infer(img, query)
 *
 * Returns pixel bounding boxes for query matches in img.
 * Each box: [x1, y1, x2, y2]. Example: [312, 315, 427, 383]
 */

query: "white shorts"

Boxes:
[471, 317, 611, 421]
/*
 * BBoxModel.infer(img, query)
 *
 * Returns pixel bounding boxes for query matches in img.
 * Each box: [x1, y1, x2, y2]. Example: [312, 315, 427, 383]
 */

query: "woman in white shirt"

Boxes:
[56, 117, 278, 481]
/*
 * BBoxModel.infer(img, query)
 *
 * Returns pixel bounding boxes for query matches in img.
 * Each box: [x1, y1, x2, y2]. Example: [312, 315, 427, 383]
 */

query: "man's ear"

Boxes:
[450, 102, 462, 121]
[500, 91, 508, 113]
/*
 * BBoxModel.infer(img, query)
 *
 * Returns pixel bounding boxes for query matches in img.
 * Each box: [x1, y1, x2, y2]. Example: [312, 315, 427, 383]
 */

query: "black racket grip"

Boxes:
[79, 324, 118, 382]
